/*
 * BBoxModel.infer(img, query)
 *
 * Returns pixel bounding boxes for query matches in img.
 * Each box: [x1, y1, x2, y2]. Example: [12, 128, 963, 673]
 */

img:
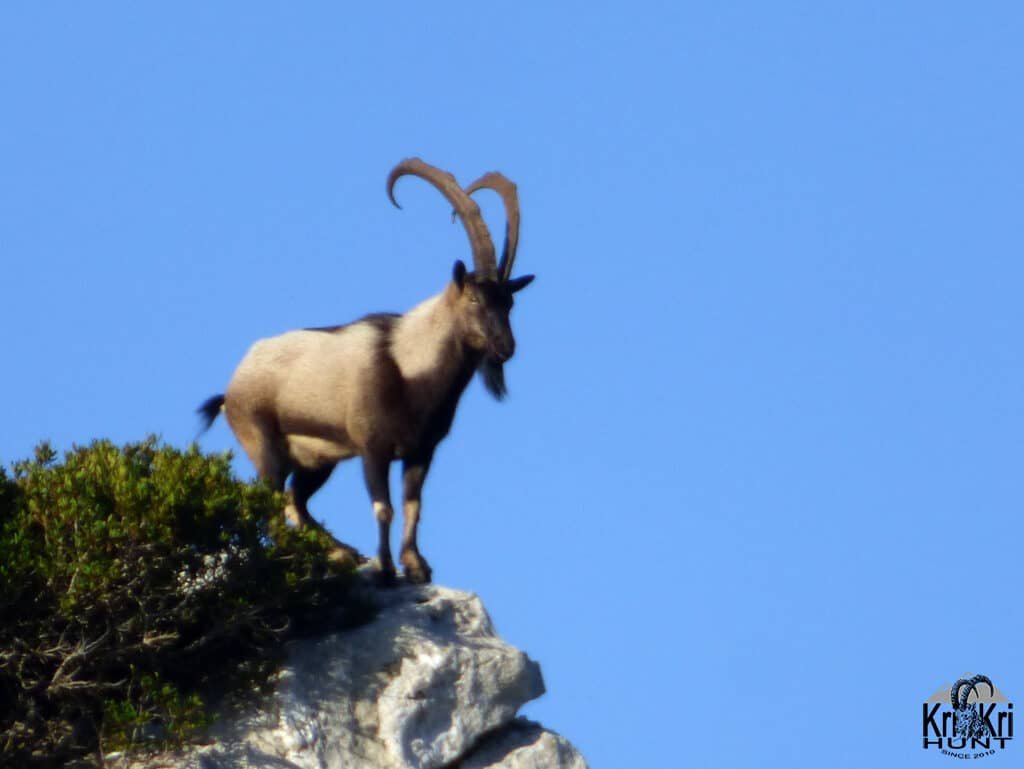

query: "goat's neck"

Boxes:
[391, 290, 478, 416]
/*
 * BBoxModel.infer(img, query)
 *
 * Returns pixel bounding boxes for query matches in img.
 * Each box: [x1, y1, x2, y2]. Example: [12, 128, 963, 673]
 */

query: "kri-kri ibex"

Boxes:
[198, 158, 534, 584]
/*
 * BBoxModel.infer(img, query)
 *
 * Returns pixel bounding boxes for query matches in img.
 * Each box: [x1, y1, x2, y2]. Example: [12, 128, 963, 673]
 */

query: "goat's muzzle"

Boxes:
[490, 337, 515, 363]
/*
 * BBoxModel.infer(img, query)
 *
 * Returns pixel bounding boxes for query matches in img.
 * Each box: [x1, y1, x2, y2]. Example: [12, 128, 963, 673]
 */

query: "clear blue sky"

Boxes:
[2, 4, 1022, 767]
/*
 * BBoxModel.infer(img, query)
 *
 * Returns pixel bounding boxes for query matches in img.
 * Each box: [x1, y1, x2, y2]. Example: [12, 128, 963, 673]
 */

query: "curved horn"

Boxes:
[959, 682, 978, 709]
[969, 674, 994, 701]
[951, 679, 972, 708]
[954, 679, 984, 709]
[387, 158, 497, 279]
[464, 172, 520, 282]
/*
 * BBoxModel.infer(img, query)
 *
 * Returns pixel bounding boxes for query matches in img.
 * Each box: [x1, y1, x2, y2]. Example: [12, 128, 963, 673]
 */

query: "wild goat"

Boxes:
[198, 158, 533, 584]
[951, 675, 995, 739]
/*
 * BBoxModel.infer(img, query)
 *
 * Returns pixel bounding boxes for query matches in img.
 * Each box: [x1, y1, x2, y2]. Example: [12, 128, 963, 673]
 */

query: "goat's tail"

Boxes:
[197, 394, 226, 434]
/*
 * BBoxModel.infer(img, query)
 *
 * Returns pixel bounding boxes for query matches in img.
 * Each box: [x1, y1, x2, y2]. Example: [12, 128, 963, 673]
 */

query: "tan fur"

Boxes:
[391, 293, 453, 381]
[373, 500, 393, 524]
[226, 321, 395, 464]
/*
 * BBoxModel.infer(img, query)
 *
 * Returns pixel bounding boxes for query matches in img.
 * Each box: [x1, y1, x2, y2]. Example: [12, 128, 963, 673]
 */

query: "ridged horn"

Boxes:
[951, 675, 993, 709]
[387, 158, 497, 279]
[464, 172, 520, 282]
[967, 675, 994, 705]
[951, 679, 969, 708]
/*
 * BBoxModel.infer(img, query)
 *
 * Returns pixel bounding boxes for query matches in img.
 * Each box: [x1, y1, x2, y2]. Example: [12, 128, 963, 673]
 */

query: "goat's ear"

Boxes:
[452, 260, 467, 290]
[506, 274, 535, 293]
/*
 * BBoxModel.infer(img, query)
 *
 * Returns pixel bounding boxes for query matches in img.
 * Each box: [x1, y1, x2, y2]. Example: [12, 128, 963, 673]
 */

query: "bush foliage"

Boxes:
[0, 438, 366, 768]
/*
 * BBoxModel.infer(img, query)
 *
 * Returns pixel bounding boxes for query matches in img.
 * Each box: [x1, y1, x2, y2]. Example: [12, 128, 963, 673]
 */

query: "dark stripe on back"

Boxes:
[306, 312, 400, 334]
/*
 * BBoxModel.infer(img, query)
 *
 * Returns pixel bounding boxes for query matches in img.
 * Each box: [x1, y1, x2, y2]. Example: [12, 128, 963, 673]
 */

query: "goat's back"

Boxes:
[226, 322, 400, 442]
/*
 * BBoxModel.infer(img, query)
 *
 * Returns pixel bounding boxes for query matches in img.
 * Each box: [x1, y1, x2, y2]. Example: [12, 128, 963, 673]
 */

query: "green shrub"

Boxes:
[0, 438, 368, 768]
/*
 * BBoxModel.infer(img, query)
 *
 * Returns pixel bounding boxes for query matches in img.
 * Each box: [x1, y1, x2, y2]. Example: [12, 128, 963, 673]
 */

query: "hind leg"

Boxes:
[227, 410, 289, 490]
[290, 466, 364, 568]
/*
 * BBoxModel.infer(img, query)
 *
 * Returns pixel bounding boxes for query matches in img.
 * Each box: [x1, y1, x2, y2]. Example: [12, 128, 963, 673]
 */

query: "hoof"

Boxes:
[335, 541, 367, 563]
[326, 544, 364, 571]
[325, 540, 366, 565]
[401, 552, 432, 585]
[375, 565, 398, 588]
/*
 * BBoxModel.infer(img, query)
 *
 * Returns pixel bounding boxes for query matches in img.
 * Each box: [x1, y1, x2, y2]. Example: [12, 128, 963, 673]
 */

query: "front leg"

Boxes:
[362, 451, 396, 585]
[400, 449, 435, 584]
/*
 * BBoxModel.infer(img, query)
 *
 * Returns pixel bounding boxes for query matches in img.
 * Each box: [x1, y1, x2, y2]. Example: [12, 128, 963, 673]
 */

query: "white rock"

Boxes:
[461, 720, 589, 769]
[113, 583, 586, 769]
